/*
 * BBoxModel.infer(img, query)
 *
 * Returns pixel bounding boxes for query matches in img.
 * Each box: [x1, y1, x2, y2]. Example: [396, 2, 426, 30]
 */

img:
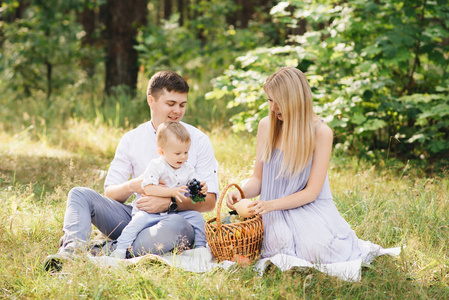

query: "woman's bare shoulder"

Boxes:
[258, 117, 270, 132]
[259, 116, 269, 126]
[315, 121, 333, 143]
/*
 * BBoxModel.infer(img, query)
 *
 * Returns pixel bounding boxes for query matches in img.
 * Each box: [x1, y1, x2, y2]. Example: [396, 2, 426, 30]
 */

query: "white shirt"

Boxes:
[104, 121, 219, 201]
[141, 157, 198, 188]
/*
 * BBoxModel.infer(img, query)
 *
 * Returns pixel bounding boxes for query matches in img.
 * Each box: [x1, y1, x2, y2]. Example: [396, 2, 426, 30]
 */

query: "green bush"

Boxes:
[206, 0, 449, 164]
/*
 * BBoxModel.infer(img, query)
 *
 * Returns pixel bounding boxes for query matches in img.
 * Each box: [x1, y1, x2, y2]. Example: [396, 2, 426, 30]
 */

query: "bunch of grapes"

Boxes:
[187, 178, 205, 204]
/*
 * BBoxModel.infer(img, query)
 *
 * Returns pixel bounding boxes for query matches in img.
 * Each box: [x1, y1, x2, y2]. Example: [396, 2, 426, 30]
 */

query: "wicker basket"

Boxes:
[205, 183, 263, 262]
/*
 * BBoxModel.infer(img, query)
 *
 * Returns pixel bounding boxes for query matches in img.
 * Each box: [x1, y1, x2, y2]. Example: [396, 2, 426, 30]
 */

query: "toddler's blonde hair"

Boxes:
[157, 122, 191, 148]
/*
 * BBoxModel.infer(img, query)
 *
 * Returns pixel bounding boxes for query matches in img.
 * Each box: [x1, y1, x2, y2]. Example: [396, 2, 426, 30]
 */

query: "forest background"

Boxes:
[0, 0, 448, 298]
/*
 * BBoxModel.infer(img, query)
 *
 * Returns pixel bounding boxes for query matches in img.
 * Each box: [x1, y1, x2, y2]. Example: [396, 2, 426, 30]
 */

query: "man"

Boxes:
[44, 71, 219, 271]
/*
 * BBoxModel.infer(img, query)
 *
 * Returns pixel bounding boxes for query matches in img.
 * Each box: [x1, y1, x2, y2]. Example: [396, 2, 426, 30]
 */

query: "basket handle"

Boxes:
[216, 183, 246, 227]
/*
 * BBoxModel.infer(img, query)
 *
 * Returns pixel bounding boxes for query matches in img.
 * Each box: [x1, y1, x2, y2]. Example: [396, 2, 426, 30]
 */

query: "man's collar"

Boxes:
[149, 120, 157, 134]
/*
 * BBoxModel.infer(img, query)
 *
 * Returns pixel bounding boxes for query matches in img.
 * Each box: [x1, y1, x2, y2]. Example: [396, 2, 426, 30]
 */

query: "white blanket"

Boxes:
[89, 246, 402, 281]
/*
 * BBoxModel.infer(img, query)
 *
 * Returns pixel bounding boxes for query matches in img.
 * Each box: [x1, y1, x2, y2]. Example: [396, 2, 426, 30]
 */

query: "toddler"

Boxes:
[110, 122, 208, 259]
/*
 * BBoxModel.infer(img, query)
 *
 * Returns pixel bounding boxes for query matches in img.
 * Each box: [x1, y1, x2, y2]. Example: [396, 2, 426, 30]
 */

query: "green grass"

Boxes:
[1, 120, 449, 299]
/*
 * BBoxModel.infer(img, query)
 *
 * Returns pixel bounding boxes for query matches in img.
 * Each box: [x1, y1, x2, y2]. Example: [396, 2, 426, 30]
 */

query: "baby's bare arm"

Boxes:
[144, 184, 188, 202]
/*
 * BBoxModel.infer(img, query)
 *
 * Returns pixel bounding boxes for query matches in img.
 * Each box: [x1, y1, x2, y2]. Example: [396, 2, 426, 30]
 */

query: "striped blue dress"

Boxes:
[260, 149, 382, 264]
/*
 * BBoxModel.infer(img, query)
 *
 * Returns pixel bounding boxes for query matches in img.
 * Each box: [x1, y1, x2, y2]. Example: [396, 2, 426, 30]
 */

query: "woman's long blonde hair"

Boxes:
[261, 67, 317, 178]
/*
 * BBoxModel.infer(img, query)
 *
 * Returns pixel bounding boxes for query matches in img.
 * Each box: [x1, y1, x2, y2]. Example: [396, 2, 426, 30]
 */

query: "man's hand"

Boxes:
[135, 195, 170, 214]
[200, 181, 208, 195]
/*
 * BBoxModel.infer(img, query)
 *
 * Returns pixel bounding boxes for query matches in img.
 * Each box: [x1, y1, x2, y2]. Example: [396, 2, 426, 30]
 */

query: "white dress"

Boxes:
[260, 149, 383, 264]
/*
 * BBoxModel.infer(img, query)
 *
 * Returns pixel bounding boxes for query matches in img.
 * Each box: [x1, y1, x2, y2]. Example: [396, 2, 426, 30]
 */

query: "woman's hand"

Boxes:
[226, 190, 242, 210]
[248, 199, 274, 215]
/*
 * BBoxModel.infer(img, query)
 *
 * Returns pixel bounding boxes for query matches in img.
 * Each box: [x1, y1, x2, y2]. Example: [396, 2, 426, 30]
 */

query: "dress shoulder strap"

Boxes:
[314, 119, 325, 132]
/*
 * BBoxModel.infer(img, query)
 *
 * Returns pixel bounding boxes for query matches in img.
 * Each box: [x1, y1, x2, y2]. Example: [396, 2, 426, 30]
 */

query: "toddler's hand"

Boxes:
[172, 186, 188, 202]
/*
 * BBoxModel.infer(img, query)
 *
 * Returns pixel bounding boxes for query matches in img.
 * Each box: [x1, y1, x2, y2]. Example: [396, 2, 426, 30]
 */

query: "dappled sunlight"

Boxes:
[0, 116, 124, 161]
[0, 126, 110, 191]
[0, 130, 74, 159]
[61, 118, 124, 159]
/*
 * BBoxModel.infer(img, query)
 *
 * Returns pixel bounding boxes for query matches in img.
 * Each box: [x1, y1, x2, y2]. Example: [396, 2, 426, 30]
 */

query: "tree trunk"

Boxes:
[46, 60, 52, 100]
[178, 0, 184, 26]
[226, 0, 237, 27]
[226, 0, 258, 29]
[45, 24, 52, 100]
[257, 0, 272, 14]
[77, 7, 98, 77]
[164, 0, 172, 20]
[240, 0, 254, 28]
[103, 0, 148, 95]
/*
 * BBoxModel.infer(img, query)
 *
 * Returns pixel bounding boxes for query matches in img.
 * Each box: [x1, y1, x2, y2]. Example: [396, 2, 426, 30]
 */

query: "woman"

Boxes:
[227, 67, 383, 264]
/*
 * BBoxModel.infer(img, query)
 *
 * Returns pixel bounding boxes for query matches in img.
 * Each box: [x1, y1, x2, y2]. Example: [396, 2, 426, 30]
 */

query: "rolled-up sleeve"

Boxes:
[141, 159, 161, 188]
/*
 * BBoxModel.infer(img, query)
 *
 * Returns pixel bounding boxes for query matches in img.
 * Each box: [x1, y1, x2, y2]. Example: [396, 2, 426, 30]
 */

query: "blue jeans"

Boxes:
[115, 209, 206, 255]
[58, 187, 196, 257]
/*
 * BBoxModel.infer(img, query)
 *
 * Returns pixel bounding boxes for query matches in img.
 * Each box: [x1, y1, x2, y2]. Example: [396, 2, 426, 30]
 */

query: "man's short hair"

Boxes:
[147, 71, 189, 99]
[157, 122, 191, 148]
